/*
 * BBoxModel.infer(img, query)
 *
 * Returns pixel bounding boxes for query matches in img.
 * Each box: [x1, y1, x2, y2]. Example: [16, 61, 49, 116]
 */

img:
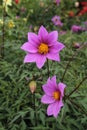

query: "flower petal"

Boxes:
[38, 26, 48, 42]
[35, 54, 46, 69]
[47, 31, 58, 45]
[42, 84, 54, 96]
[58, 82, 66, 96]
[46, 77, 57, 90]
[47, 53, 60, 61]
[49, 41, 65, 53]
[21, 42, 37, 53]
[51, 76, 57, 88]
[41, 95, 55, 104]
[49, 44, 59, 53]
[53, 101, 63, 118]
[24, 53, 36, 63]
[56, 42, 65, 51]
[28, 32, 40, 46]
[47, 103, 54, 116]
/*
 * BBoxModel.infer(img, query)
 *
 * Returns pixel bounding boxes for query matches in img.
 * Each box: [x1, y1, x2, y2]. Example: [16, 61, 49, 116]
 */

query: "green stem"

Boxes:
[67, 76, 87, 98]
[33, 92, 37, 126]
[1, 7, 6, 58]
[47, 59, 50, 77]
[61, 44, 86, 82]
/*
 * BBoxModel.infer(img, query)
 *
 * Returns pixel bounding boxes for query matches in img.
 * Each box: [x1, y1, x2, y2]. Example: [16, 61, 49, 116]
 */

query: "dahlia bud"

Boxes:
[29, 81, 36, 94]
[73, 42, 80, 48]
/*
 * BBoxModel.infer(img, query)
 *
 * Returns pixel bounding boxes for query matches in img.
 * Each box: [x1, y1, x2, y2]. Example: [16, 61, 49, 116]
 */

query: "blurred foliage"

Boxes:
[0, 0, 87, 130]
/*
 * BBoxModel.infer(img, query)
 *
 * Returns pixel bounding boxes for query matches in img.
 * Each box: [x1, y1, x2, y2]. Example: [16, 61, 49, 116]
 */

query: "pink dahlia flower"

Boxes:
[54, 0, 60, 5]
[41, 76, 66, 118]
[51, 16, 63, 26]
[21, 26, 65, 69]
[71, 25, 82, 33]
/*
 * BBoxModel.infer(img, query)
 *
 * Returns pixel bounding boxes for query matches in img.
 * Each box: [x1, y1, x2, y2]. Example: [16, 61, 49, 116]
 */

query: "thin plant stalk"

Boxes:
[1, 5, 6, 58]
[47, 59, 50, 77]
[69, 98, 87, 116]
[61, 43, 87, 82]
[33, 92, 37, 126]
[67, 76, 87, 98]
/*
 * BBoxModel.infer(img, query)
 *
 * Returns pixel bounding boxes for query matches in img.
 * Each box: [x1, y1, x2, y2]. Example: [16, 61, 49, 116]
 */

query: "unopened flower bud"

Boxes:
[29, 81, 36, 94]
[34, 26, 38, 32]
[73, 42, 80, 48]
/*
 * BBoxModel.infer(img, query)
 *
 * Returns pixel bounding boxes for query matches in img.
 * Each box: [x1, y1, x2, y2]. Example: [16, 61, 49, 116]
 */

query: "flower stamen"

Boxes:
[38, 43, 49, 54]
[53, 91, 60, 100]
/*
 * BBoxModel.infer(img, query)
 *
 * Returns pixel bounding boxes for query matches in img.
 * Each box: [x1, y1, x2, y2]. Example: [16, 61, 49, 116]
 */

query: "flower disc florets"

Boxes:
[38, 43, 49, 54]
[53, 91, 60, 100]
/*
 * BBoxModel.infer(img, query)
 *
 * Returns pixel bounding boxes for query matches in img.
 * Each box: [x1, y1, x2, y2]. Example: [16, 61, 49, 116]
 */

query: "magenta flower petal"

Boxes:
[53, 101, 63, 118]
[38, 26, 48, 42]
[42, 84, 55, 96]
[21, 42, 37, 53]
[47, 53, 60, 61]
[47, 101, 63, 117]
[47, 31, 58, 44]
[24, 53, 46, 68]
[51, 76, 57, 87]
[47, 103, 54, 116]
[24, 53, 36, 63]
[49, 42, 64, 53]
[47, 77, 57, 90]
[41, 95, 55, 104]
[35, 54, 46, 69]
[49, 44, 59, 53]
[56, 42, 65, 51]
[58, 83, 66, 96]
[28, 32, 40, 45]
[47, 77, 52, 85]
[47, 77, 51, 85]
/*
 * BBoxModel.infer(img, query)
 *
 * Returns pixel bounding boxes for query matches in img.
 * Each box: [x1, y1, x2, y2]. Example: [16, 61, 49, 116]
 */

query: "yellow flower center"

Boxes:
[38, 43, 49, 54]
[53, 91, 60, 100]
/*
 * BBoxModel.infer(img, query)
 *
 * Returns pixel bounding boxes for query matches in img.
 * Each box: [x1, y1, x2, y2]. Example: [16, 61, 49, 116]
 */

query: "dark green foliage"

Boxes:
[0, 0, 87, 129]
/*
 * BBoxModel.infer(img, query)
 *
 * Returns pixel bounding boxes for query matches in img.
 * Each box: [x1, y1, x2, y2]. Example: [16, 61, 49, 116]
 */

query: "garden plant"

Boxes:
[0, 0, 87, 130]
